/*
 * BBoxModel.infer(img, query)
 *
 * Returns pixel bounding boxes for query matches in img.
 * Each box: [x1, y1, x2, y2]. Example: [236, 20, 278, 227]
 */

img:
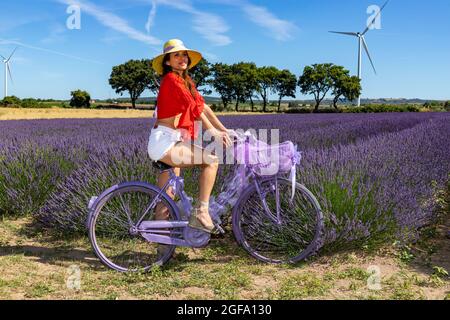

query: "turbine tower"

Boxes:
[1, 47, 17, 99]
[330, 1, 389, 106]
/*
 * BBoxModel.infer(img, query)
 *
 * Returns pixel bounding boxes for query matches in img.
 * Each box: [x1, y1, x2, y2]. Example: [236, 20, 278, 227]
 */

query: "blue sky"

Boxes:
[0, 0, 449, 100]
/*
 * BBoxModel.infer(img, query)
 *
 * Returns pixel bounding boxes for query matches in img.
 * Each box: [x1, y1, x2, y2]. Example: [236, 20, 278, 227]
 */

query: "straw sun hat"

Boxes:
[151, 39, 202, 75]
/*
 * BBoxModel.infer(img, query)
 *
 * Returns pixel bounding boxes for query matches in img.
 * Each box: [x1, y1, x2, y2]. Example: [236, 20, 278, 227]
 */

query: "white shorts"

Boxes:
[147, 125, 183, 161]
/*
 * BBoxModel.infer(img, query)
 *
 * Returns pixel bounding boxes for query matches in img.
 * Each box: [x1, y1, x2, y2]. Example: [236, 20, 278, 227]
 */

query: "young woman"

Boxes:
[148, 39, 232, 233]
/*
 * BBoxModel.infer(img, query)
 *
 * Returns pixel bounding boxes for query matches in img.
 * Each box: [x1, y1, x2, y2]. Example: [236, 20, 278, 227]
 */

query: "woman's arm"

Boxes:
[202, 104, 227, 132]
[198, 110, 232, 148]
[198, 111, 216, 131]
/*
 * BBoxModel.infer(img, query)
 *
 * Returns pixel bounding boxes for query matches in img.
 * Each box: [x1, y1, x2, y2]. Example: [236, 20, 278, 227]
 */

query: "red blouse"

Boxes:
[156, 72, 205, 140]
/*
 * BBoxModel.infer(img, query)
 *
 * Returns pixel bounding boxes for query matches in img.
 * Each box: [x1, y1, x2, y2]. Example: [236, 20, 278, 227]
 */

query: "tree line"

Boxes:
[107, 59, 362, 113]
[3, 57, 448, 113]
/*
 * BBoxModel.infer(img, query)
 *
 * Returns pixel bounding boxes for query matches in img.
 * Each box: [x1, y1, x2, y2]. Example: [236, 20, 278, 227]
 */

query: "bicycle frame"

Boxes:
[135, 163, 286, 245]
[88, 130, 294, 248]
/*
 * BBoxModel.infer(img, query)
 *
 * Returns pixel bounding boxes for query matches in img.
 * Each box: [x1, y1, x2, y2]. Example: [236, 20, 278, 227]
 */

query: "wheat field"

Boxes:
[0, 107, 271, 120]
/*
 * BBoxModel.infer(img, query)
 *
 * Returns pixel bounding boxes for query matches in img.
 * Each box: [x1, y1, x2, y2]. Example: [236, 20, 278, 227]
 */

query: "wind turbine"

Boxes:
[330, 1, 389, 106]
[1, 47, 17, 99]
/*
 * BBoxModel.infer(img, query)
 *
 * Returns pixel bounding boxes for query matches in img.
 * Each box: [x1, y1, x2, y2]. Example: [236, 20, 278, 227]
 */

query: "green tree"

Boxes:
[70, 90, 91, 108]
[256, 66, 279, 112]
[444, 101, 450, 112]
[211, 63, 234, 110]
[243, 64, 259, 112]
[190, 58, 213, 96]
[329, 65, 361, 110]
[109, 59, 154, 109]
[21, 98, 40, 108]
[298, 63, 334, 113]
[229, 62, 259, 112]
[1, 96, 21, 107]
[274, 69, 297, 112]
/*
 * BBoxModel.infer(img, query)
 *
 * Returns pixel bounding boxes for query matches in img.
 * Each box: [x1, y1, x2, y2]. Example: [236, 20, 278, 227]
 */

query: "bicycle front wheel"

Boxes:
[88, 183, 178, 272]
[232, 177, 323, 264]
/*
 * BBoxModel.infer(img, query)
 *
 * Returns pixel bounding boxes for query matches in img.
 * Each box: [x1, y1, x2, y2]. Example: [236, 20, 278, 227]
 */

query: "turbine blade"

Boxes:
[0, 54, 6, 60]
[7, 63, 14, 84]
[329, 31, 358, 37]
[362, 0, 390, 35]
[6, 47, 18, 62]
[361, 37, 377, 75]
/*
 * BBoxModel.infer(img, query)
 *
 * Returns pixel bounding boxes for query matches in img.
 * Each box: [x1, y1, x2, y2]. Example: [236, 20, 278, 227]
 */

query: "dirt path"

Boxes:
[0, 216, 448, 300]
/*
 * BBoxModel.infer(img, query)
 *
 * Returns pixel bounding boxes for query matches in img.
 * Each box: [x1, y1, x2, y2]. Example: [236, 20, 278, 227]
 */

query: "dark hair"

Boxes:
[162, 52, 197, 99]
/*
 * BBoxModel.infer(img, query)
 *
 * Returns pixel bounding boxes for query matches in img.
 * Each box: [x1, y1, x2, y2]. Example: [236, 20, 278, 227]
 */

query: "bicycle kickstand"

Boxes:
[214, 223, 226, 235]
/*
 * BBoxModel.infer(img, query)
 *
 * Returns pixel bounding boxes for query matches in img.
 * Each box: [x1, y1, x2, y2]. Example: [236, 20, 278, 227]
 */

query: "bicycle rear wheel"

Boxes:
[232, 177, 323, 264]
[88, 183, 178, 272]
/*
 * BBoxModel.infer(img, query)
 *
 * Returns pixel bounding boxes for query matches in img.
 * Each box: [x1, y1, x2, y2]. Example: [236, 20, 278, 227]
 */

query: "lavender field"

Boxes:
[0, 112, 449, 253]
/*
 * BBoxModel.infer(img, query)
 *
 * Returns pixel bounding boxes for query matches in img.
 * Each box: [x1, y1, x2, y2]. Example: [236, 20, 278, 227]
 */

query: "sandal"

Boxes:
[188, 207, 218, 234]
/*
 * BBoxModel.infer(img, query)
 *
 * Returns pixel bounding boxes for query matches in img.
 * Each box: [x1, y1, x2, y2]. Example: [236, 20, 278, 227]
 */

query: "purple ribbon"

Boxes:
[164, 45, 176, 53]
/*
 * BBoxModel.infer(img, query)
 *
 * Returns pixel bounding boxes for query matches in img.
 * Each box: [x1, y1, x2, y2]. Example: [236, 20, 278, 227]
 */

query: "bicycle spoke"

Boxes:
[136, 197, 159, 225]
[118, 193, 134, 226]
[90, 186, 178, 272]
[235, 178, 322, 263]
[102, 209, 130, 226]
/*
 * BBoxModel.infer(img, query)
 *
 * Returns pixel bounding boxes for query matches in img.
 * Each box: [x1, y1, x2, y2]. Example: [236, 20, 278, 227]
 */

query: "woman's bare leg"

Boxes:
[154, 167, 180, 220]
[158, 141, 219, 227]
[198, 162, 218, 203]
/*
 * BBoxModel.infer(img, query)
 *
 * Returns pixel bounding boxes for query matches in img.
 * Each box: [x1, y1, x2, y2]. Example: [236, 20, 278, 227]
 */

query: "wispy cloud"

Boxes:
[145, 0, 157, 33]
[41, 24, 67, 44]
[145, 0, 232, 46]
[191, 11, 231, 46]
[7, 55, 31, 66]
[205, 0, 298, 41]
[0, 15, 46, 33]
[202, 51, 219, 62]
[58, 0, 162, 45]
[0, 38, 103, 64]
[241, 3, 298, 41]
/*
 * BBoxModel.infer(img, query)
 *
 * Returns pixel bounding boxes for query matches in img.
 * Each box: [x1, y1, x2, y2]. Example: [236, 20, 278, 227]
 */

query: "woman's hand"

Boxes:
[207, 128, 233, 148]
[221, 129, 233, 148]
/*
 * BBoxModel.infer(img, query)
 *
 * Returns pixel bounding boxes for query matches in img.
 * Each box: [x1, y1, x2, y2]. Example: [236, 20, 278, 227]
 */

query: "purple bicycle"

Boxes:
[87, 130, 323, 272]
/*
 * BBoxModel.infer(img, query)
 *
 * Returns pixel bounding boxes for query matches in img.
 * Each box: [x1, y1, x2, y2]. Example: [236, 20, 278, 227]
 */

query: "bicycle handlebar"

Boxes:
[226, 129, 252, 143]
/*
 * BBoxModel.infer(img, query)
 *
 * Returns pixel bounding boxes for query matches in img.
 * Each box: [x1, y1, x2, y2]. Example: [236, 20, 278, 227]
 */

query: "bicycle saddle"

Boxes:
[152, 160, 173, 171]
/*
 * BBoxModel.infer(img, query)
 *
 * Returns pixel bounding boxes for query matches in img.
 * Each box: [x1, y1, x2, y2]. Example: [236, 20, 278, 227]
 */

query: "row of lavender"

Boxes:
[0, 113, 449, 250]
[0, 112, 440, 152]
[300, 118, 449, 249]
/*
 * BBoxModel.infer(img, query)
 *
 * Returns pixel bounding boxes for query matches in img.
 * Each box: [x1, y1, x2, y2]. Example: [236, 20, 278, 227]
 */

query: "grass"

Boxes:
[274, 273, 331, 299]
[0, 216, 448, 300]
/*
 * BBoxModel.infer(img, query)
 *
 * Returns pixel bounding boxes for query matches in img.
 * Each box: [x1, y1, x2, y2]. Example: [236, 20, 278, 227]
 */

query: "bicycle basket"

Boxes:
[235, 134, 301, 176]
